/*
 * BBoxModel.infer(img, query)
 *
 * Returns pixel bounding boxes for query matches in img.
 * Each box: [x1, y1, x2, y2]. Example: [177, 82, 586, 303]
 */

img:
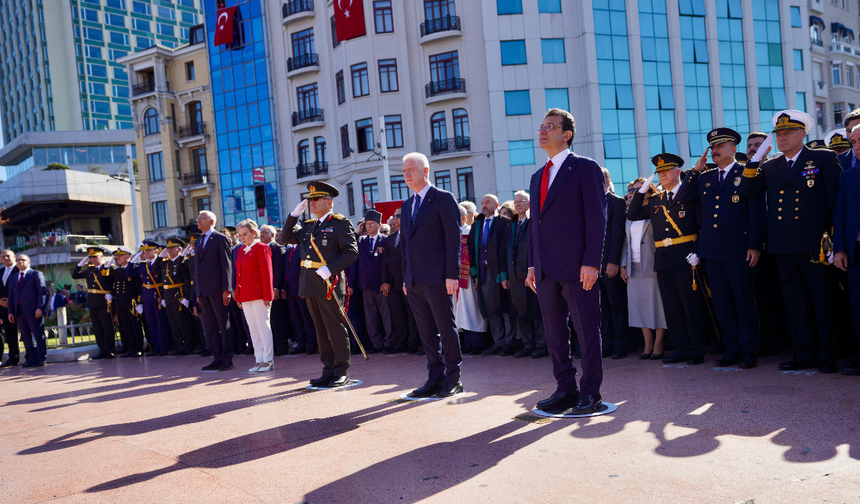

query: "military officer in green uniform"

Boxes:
[282, 181, 358, 387]
[72, 245, 117, 359]
[159, 237, 195, 355]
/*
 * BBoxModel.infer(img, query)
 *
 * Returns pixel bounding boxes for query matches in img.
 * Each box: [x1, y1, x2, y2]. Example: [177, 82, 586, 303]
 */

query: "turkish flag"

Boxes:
[334, 0, 366, 41]
[214, 6, 237, 45]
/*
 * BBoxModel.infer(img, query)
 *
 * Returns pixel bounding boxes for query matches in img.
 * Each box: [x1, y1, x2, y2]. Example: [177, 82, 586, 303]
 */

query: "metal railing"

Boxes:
[283, 0, 313, 18]
[287, 53, 319, 72]
[420, 15, 461, 37]
[45, 323, 95, 349]
[425, 77, 466, 98]
[292, 108, 324, 127]
[430, 136, 470, 156]
[132, 81, 155, 96]
[296, 161, 328, 179]
[181, 171, 210, 186]
[812, 39, 823, 47]
[178, 121, 206, 138]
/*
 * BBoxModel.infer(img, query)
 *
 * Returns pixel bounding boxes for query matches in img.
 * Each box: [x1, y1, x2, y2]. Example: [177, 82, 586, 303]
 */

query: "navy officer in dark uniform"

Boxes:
[737, 110, 842, 373]
[72, 245, 116, 359]
[109, 246, 145, 358]
[677, 128, 766, 368]
[628, 154, 706, 365]
[825, 128, 851, 157]
[282, 181, 358, 387]
[130, 241, 172, 356]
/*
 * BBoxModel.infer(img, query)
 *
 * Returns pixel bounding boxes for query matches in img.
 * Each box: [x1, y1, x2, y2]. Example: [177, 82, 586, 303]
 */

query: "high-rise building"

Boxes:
[0, 0, 204, 145]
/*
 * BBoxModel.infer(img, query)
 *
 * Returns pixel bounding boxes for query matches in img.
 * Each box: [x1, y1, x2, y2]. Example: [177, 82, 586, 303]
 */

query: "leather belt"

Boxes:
[143, 283, 163, 289]
[89, 289, 111, 294]
[655, 234, 698, 248]
[163, 283, 185, 289]
[301, 260, 325, 269]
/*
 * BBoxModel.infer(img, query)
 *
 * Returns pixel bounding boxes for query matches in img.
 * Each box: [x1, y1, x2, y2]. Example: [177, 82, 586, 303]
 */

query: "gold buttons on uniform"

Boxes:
[716, 196, 720, 200]
[778, 216, 782, 220]
[779, 199, 783, 203]
[796, 190, 800, 194]
[714, 224, 718, 228]
[715, 205, 720, 209]
[778, 208, 782, 211]
[795, 207, 799, 211]
[796, 199, 799, 202]
[780, 190, 784, 194]
[795, 216, 799, 220]
[714, 214, 718, 218]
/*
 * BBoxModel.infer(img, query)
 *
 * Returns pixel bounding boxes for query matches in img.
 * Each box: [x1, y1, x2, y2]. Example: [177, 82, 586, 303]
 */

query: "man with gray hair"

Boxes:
[459, 201, 477, 226]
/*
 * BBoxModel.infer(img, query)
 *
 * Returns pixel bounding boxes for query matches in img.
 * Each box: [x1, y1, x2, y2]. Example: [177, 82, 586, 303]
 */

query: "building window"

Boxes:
[833, 64, 842, 86]
[500, 40, 527, 65]
[679, 0, 712, 154]
[509, 140, 535, 166]
[793, 50, 803, 71]
[186, 62, 195, 81]
[545, 88, 569, 110]
[391, 175, 409, 200]
[435, 170, 452, 192]
[315, 137, 327, 163]
[351, 63, 370, 97]
[341, 124, 351, 158]
[835, 102, 844, 126]
[143, 108, 159, 136]
[147, 152, 164, 181]
[431, 112, 447, 142]
[374, 1, 394, 33]
[505, 90, 531, 115]
[497, 0, 523, 15]
[331, 16, 340, 48]
[297, 83, 319, 112]
[796, 92, 806, 113]
[379, 59, 399, 92]
[457, 167, 475, 203]
[196, 197, 212, 213]
[192, 147, 207, 175]
[346, 183, 356, 216]
[541, 38, 565, 63]
[152, 201, 168, 228]
[291, 28, 315, 57]
[753, 0, 787, 132]
[336, 70, 346, 104]
[384, 115, 403, 148]
[538, 0, 561, 13]
[429, 51, 459, 84]
[362, 178, 379, 213]
[789, 6, 801, 27]
[298, 139, 310, 165]
[714, 0, 748, 142]
[356, 118, 374, 153]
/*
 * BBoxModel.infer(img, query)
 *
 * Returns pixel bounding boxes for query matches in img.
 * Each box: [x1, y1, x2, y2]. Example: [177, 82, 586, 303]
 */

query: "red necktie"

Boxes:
[18, 273, 23, 286]
[539, 161, 552, 212]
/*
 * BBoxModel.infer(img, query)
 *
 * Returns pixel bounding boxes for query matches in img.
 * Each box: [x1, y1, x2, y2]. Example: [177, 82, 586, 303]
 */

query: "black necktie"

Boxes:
[412, 194, 421, 222]
[667, 191, 673, 203]
[719, 170, 725, 185]
[786, 160, 794, 173]
[394, 231, 400, 248]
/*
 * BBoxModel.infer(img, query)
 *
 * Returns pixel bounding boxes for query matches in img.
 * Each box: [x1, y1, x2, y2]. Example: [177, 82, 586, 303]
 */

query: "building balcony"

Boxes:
[419, 15, 462, 44]
[814, 80, 827, 98]
[296, 160, 328, 179]
[424, 78, 466, 105]
[132, 81, 156, 96]
[827, 42, 860, 59]
[282, 0, 314, 26]
[177, 122, 206, 139]
[287, 53, 320, 78]
[181, 171, 212, 187]
[430, 136, 470, 158]
[291, 108, 324, 131]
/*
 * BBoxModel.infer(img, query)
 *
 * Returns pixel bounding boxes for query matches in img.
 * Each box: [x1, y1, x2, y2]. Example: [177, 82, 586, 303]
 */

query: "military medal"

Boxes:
[732, 195, 740, 203]
[808, 179, 814, 188]
[705, 182, 711, 187]
[322, 239, 328, 246]
[678, 211, 685, 218]
[734, 177, 741, 186]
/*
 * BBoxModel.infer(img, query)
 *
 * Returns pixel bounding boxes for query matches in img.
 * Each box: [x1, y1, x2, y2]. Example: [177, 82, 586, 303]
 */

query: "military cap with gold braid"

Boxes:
[706, 127, 742, 147]
[735, 152, 748, 164]
[87, 245, 109, 257]
[825, 128, 850, 150]
[189, 232, 201, 244]
[166, 237, 187, 248]
[772, 110, 813, 133]
[139, 240, 160, 251]
[651, 153, 685, 172]
[224, 226, 236, 235]
[113, 246, 134, 256]
[307, 180, 339, 199]
[806, 139, 828, 150]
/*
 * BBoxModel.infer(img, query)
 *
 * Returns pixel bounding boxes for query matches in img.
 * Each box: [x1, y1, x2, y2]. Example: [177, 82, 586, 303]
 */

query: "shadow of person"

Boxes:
[83, 400, 426, 493]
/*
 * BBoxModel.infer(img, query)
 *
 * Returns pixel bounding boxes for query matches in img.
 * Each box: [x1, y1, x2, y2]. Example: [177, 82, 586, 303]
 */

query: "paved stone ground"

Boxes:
[0, 351, 858, 503]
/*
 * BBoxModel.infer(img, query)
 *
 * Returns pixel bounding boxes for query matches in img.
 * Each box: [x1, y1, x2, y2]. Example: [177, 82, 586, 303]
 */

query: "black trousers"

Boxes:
[386, 287, 418, 351]
[228, 300, 250, 352]
[599, 274, 629, 353]
[306, 294, 351, 377]
[657, 269, 706, 358]
[90, 307, 116, 355]
[704, 259, 759, 356]
[286, 294, 316, 350]
[406, 284, 462, 385]
[116, 307, 144, 354]
[165, 301, 195, 352]
[270, 298, 291, 353]
[776, 253, 837, 360]
[847, 243, 860, 359]
[199, 296, 233, 363]
[0, 306, 19, 362]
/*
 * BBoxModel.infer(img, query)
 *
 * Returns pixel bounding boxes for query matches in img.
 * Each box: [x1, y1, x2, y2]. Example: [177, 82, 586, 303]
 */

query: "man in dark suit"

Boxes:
[599, 168, 629, 359]
[71, 284, 87, 305]
[261, 225, 290, 355]
[525, 108, 606, 415]
[194, 210, 235, 372]
[468, 195, 512, 356]
[737, 110, 842, 373]
[282, 181, 358, 387]
[110, 246, 145, 358]
[381, 207, 420, 353]
[838, 109, 860, 172]
[678, 128, 767, 369]
[8, 254, 47, 367]
[0, 249, 20, 367]
[401, 152, 464, 398]
[72, 246, 116, 359]
[357, 210, 393, 353]
[282, 235, 317, 355]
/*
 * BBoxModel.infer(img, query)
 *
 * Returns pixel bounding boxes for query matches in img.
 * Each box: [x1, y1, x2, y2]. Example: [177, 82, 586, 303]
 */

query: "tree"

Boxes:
[43, 162, 70, 171]
[88, 165, 107, 175]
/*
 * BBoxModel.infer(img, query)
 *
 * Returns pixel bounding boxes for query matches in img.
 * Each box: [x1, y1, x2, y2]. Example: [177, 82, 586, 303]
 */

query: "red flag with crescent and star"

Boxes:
[214, 6, 237, 45]
[334, 0, 366, 41]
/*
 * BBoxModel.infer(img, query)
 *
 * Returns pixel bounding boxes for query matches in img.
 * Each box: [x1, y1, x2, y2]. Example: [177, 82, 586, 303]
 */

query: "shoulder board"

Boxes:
[332, 214, 347, 220]
[701, 168, 716, 174]
[653, 191, 665, 197]
[304, 219, 317, 224]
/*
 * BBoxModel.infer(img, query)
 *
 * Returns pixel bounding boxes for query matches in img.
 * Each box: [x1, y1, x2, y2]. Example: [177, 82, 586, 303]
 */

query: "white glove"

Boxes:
[161, 299, 166, 308]
[686, 253, 700, 266]
[640, 173, 656, 193]
[130, 252, 142, 263]
[181, 298, 190, 308]
[181, 244, 193, 257]
[135, 305, 144, 314]
[315, 266, 331, 280]
[291, 199, 308, 217]
[77, 257, 89, 267]
[827, 251, 834, 264]
[750, 133, 774, 163]
[108, 258, 115, 268]
[105, 294, 113, 302]
[158, 248, 169, 258]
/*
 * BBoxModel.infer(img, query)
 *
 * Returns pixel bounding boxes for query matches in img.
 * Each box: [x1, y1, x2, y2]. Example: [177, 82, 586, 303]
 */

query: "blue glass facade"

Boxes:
[752, 0, 787, 131]
[679, 0, 712, 155]
[716, 0, 749, 140]
[593, 0, 638, 187]
[639, 0, 678, 157]
[203, 0, 280, 227]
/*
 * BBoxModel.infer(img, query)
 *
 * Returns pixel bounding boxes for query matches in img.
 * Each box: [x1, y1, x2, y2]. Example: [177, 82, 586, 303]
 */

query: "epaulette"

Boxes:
[304, 219, 317, 224]
[653, 191, 665, 197]
[701, 167, 716, 174]
[332, 213, 347, 220]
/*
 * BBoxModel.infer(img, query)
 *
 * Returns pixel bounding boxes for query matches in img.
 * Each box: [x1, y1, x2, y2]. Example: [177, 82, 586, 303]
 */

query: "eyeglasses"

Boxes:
[537, 124, 562, 133]
[392, 214, 401, 218]
[627, 188, 639, 193]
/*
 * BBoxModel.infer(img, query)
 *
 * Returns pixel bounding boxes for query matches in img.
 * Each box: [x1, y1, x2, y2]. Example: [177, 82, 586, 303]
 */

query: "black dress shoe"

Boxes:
[662, 355, 687, 364]
[536, 390, 579, 410]
[530, 348, 549, 359]
[274, 350, 289, 356]
[177, 349, 193, 356]
[309, 375, 333, 386]
[570, 394, 603, 415]
[21, 362, 34, 368]
[638, 353, 652, 360]
[469, 347, 483, 356]
[146, 351, 160, 357]
[121, 352, 143, 358]
[168, 350, 179, 356]
[307, 347, 318, 355]
[778, 358, 818, 371]
[91, 353, 107, 360]
[415, 349, 425, 356]
[328, 375, 350, 387]
[482, 344, 502, 356]
[739, 355, 757, 369]
[499, 345, 515, 357]
[687, 356, 704, 365]
[158, 351, 170, 357]
[407, 348, 418, 354]
[217, 362, 234, 372]
[289, 346, 306, 355]
[0, 359, 20, 367]
[513, 348, 533, 358]
[601, 348, 614, 358]
[383, 347, 396, 354]
[819, 360, 839, 374]
[202, 360, 221, 371]
[434, 382, 464, 397]
[198, 349, 213, 357]
[714, 354, 741, 367]
[842, 360, 860, 376]
[407, 380, 443, 398]
[611, 352, 627, 360]
[650, 353, 664, 360]
[367, 347, 382, 355]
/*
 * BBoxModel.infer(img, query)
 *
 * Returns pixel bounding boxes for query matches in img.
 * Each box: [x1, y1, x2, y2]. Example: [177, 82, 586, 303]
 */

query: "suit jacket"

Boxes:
[9, 269, 47, 318]
[838, 149, 855, 172]
[468, 213, 510, 315]
[528, 152, 607, 281]
[269, 242, 286, 291]
[400, 185, 461, 287]
[282, 212, 358, 298]
[357, 233, 388, 291]
[621, 219, 657, 276]
[194, 230, 233, 296]
[235, 242, 274, 303]
[833, 166, 860, 265]
[283, 244, 302, 297]
[602, 191, 627, 270]
[381, 230, 405, 288]
[0, 266, 13, 315]
[505, 217, 540, 320]
[627, 185, 701, 272]
[737, 146, 841, 255]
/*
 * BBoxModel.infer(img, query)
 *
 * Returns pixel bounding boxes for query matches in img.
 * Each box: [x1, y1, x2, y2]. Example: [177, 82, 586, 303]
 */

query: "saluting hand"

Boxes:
[693, 148, 710, 172]
[580, 265, 598, 291]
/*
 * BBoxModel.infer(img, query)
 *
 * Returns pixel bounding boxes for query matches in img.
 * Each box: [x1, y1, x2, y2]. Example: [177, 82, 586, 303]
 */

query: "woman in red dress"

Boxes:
[235, 219, 275, 373]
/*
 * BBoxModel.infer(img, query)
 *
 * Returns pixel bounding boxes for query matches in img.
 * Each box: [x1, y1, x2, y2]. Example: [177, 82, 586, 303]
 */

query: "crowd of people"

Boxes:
[1, 106, 859, 416]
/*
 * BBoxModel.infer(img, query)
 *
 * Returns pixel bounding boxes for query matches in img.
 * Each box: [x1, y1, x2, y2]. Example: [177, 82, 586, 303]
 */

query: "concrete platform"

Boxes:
[0, 352, 858, 503]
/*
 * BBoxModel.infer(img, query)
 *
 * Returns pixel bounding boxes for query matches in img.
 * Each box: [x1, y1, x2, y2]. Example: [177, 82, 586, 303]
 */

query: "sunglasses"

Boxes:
[309, 196, 330, 202]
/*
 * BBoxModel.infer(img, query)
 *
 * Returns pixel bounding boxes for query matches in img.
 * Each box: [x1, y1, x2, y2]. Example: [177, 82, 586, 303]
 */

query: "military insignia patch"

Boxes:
[705, 182, 711, 187]
[321, 239, 328, 246]
[679, 211, 686, 218]
[808, 179, 815, 188]
[734, 177, 741, 186]
[732, 194, 740, 203]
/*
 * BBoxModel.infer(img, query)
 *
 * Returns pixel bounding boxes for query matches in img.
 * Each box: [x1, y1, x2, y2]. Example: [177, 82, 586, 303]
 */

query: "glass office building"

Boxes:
[203, 0, 280, 227]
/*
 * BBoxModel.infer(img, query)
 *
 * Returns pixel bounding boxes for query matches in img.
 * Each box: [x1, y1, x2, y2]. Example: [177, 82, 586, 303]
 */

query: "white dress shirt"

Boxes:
[545, 149, 571, 188]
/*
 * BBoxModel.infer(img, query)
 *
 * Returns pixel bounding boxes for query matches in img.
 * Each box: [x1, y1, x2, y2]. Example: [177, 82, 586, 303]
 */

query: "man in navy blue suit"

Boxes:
[8, 254, 47, 368]
[400, 151, 464, 398]
[525, 108, 607, 415]
[833, 124, 860, 376]
[838, 110, 860, 172]
[357, 210, 392, 353]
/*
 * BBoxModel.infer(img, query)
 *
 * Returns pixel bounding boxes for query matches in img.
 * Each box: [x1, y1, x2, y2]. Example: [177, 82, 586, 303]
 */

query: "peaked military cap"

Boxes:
[772, 110, 813, 133]
[189, 233, 202, 243]
[87, 245, 109, 257]
[113, 246, 134, 256]
[825, 129, 850, 150]
[805, 139, 828, 150]
[166, 237, 186, 248]
[651, 153, 685, 172]
[707, 127, 742, 147]
[224, 226, 236, 235]
[307, 181, 339, 199]
[735, 152, 748, 163]
[139, 241, 160, 251]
